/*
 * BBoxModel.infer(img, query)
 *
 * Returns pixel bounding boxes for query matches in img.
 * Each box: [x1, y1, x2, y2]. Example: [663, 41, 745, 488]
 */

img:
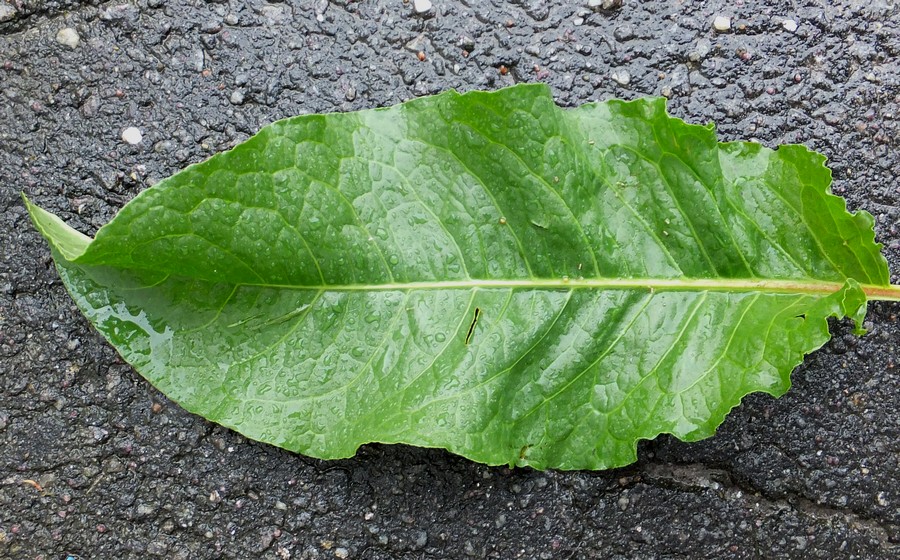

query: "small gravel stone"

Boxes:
[413, 0, 432, 13]
[260, 5, 288, 23]
[104, 457, 125, 475]
[56, 28, 81, 49]
[89, 426, 109, 442]
[80, 94, 100, 117]
[100, 4, 140, 23]
[230, 89, 246, 105]
[590, 0, 622, 9]
[313, 0, 326, 22]
[334, 548, 349, 559]
[0, 3, 17, 22]
[200, 20, 222, 34]
[153, 140, 175, 153]
[782, 19, 798, 32]
[122, 127, 143, 145]
[405, 34, 428, 52]
[614, 24, 634, 41]
[689, 38, 711, 61]
[713, 16, 731, 32]
[146, 539, 168, 555]
[611, 69, 631, 86]
[413, 530, 427, 548]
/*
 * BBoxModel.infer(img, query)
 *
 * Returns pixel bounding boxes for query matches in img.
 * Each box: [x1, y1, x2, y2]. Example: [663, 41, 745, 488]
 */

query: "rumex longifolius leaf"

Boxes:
[26, 84, 895, 470]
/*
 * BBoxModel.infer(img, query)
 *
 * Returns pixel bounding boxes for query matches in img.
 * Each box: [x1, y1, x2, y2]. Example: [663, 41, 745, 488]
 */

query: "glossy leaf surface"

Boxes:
[27, 84, 895, 470]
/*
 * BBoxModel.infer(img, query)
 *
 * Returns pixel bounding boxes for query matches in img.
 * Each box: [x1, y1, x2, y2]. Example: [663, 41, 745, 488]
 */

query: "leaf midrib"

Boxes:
[216, 277, 900, 300]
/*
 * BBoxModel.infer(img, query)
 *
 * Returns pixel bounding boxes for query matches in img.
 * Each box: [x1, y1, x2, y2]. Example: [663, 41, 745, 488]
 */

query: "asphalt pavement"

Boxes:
[2, 1, 900, 558]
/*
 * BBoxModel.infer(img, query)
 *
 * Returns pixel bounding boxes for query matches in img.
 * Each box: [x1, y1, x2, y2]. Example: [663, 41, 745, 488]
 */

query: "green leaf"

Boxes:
[26, 84, 899, 470]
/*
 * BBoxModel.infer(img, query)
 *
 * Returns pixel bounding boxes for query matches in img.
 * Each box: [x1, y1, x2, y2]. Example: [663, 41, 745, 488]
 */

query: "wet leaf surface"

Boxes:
[27, 84, 896, 470]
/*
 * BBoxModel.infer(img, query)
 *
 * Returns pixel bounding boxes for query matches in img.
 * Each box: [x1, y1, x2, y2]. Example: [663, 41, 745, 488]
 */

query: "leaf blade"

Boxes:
[28, 84, 891, 470]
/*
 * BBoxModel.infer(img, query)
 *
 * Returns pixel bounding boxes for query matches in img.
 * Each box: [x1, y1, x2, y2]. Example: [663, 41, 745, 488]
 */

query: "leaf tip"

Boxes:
[23, 194, 92, 262]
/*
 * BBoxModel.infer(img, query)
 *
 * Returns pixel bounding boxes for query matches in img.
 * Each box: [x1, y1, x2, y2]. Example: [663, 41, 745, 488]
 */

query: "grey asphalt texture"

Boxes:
[2, 0, 900, 558]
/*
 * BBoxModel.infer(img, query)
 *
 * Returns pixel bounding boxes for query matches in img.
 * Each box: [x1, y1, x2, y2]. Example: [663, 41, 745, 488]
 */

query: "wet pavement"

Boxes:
[2, 1, 900, 558]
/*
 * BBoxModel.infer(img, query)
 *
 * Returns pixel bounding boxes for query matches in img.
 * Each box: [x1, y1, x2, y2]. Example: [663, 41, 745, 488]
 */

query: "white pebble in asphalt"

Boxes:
[0, 3, 17, 22]
[611, 69, 631, 86]
[122, 127, 143, 145]
[413, 0, 432, 13]
[783, 19, 798, 32]
[56, 28, 80, 49]
[713, 16, 731, 32]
